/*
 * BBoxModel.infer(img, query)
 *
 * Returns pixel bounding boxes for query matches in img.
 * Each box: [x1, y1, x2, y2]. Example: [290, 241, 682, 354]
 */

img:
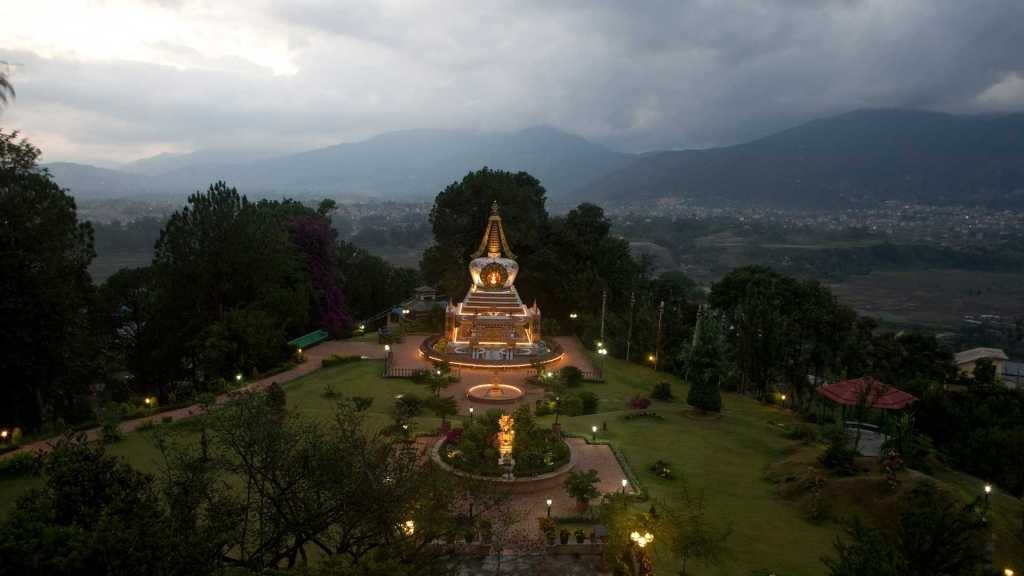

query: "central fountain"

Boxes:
[467, 371, 525, 404]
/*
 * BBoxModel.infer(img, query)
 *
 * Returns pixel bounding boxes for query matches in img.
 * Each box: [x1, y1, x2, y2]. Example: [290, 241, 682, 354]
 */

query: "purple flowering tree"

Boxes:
[290, 214, 351, 336]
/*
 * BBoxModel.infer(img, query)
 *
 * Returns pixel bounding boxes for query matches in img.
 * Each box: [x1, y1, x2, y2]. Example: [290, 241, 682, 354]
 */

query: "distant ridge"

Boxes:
[44, 126, 633, 201]
[575, 109, 1024, 209]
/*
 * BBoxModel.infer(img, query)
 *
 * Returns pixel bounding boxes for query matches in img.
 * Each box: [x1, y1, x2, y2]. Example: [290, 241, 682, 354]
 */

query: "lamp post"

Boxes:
[625, 291, 635, 362]
[654, 300, 665, 371]
[546, 498, 553, 518]
[629, 530, 655, 575]
[984, 484, 993, 519]
[600, 289, 607, 343]
[591, 425, 598, 442]
[384, 344, 391, 373]
[598, 346, 607, 375]
[469, 407, 474, 422]
[621, 478, 628, 493]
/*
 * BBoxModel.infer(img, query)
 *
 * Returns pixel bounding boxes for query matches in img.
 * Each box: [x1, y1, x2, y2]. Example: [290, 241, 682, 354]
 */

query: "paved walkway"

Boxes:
[2, 339, 384, 460]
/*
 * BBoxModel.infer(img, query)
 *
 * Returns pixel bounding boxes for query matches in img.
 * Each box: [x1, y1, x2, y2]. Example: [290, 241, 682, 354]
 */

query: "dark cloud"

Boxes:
[2, 0, 1023, 163]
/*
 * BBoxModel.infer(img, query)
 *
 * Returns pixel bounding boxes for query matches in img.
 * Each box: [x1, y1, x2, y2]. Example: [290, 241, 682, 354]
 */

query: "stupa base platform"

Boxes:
[419, 335, 563, 369]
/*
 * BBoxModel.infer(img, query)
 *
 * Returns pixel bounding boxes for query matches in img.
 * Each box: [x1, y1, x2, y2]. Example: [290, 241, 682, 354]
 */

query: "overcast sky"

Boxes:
[2, 0, 1023, 165]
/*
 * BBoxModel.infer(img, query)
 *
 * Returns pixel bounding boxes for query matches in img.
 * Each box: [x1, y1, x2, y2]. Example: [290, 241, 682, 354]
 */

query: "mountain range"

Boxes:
[45, 126, 632, 201]
[576, 109, 1024, 209]
[45, 110, 1024, 209]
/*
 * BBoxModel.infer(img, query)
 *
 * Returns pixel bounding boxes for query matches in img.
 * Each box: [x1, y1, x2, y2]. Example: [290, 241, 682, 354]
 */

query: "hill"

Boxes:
[576, 109, 1024, 209]
[44, 126, 633, 200]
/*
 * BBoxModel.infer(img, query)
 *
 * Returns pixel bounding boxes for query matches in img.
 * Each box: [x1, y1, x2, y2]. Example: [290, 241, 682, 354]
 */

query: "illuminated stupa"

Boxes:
[444, 202, 542, 362]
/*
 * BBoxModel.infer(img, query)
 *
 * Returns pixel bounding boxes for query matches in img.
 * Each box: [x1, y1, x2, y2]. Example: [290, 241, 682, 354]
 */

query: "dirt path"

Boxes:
[2, 340, 384, 460]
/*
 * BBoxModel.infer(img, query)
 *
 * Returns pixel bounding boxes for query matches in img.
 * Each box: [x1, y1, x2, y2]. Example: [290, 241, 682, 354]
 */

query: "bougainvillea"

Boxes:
[290, 214, 351, 336]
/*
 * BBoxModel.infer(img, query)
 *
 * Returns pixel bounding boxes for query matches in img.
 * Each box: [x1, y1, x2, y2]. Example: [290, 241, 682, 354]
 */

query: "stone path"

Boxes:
[2, 339, 384, 460]
[506, 438, 635, 529]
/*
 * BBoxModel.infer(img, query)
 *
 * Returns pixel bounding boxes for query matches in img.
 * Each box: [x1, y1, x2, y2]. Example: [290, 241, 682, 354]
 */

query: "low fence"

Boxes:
[581, 369, 604, 382]
[384, 366, 462, 379]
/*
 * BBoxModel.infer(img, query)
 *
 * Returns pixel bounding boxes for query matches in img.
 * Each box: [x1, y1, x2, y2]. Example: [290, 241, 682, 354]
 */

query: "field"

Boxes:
[829, 268, 1024, 327]
[2, 355, 1022, 575]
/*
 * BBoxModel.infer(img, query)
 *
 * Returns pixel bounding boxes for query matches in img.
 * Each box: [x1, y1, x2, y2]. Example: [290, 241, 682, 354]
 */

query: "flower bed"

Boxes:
[439, 406, 570, 478]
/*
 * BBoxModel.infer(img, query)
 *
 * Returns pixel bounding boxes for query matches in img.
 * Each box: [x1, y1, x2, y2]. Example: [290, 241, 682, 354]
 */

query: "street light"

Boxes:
[591, 425, 598, 441]
[546, 498, 553, 518]
[569, 312, 578, 319]
[235, 373, 243, 382]
[0, 430, 8, 440]
[1005, 569, 1014, 576]
[647, 354, 655, 363]
[469, 407, 474, 421]
[621, 478, 628, 493]
[144, 397, 152, 406]
[402, 520, 415, 536]
[384, 344, 391, 352]
[630, 531, 654, 548]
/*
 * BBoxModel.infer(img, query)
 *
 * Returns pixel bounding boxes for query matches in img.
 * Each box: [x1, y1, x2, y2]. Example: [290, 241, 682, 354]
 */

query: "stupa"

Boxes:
[443, 202, 543, 361]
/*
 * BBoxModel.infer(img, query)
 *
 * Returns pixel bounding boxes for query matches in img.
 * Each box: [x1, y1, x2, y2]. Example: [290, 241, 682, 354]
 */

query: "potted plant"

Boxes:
[538, 517, 556, 545]
[559, 528, 570, 545]
[564, 468, 601, 513]
[574, 528, 586, 544]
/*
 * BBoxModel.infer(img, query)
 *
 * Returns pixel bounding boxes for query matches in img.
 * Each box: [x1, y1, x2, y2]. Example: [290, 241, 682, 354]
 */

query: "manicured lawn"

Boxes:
[552, 356, 839, 576]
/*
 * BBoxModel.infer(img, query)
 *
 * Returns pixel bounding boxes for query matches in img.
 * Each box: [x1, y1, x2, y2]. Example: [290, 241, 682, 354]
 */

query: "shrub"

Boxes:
[161, 416, 174, 424]
[649, 459, 674, 479]
[561, 395, 584, 417]
[392, 394, 423, 422]
[322, 383, 337, 398]
[628, 396, 652, 410]
[651, 381, 674, 401]
[266, 382, 286, 414]
[351, 396, 374, 412]
[785, 423, 819, 444]
[820, 427, 857, 475]
[564, 468, 601, 505]
[560, 366, 583, 388]
[578, 391, 599, 415]
[535, 399, 554, 416]
[0, 452, 35, 479]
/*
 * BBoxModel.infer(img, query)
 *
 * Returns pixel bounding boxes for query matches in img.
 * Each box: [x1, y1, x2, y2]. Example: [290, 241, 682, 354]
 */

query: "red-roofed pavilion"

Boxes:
[817, 377, 917, 410]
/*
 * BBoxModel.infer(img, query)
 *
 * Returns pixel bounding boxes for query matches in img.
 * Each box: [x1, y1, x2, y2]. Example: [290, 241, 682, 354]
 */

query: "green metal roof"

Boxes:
[288, 329, 329, 349]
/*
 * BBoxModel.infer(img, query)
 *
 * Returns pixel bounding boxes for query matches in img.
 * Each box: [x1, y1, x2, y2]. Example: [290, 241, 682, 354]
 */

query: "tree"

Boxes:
[666, 490, 731, 575]
[0, 130, 96, 430]
[972, 357, 998, 387]
[560, 365, 583, 388]
[0, 62, 13, 108]
[148, 183, 312, 389]
[427, 395, 458, 427]
[823, 519, 903, 576]
[421, 168, 549, 300]
[289, 213, 351, 336]
[564, 469, 601, 511]
[821, 481, 988, 576]
[337, 240, 419, 321]
[0, 434, 216, 575]
[686, 309, 724, 413]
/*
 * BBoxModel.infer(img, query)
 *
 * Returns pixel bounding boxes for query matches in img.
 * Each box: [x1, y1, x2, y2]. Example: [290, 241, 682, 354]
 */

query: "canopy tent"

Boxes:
[816, 377, 917, 410]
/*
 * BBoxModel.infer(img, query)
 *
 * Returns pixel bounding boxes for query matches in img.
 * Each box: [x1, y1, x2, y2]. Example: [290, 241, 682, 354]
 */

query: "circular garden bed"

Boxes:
[432, 406, 574, 490]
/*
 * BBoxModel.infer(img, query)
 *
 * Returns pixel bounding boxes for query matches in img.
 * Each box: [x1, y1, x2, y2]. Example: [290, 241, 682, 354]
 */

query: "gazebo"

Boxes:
[816, 377, 917, 411]
[816, 377, 917, 456]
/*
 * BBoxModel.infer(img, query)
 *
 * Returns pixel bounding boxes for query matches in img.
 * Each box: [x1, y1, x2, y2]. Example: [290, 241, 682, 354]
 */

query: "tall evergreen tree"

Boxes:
[0, 130, 96, 430]
[686, 307, 723, 413]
